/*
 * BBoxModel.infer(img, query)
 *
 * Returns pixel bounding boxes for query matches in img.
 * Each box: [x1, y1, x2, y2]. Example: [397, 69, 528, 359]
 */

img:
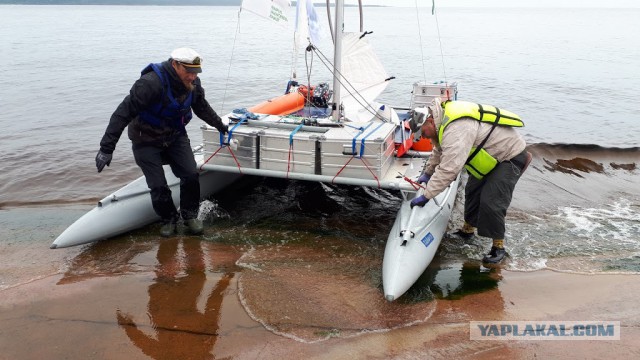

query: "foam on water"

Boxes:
[197, 199, 230, 221]
[500, 198, 640, 273]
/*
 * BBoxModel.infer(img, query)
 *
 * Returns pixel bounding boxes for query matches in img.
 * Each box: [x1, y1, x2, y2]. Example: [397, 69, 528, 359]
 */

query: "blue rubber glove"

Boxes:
[418, 173, 431, 184]
[95, 150, 112, 173]
[410, 195, 429, 208]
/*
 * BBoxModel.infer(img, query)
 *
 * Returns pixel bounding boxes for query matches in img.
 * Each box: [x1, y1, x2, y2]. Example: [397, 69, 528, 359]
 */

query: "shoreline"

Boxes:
[1, 206, 639, 359]
[2, 269, 638, 359]
[1, 241, 639, 358]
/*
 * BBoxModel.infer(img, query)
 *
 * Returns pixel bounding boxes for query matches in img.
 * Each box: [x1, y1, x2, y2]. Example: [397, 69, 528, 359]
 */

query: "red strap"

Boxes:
[198, 145, 243, 174]
[332, 156, 381, 188]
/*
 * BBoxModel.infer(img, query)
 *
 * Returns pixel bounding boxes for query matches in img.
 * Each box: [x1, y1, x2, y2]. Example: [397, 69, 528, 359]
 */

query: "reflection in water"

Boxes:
[432, 261, 501, 300]
[406, 260, 502, 302]
[116, 238, 233, 360]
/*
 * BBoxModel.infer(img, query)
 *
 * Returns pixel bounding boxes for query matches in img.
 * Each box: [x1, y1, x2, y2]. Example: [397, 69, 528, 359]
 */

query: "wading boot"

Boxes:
[482, 246, 507, 264]
[450, 229, 475, 239]
[449, 222, 476, 240]
[160, 222, 177, 237]
[185, 218, 204, 235]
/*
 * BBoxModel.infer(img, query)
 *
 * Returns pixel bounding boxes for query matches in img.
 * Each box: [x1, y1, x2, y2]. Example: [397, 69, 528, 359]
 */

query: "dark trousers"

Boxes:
[463, 150, 527, 240]
[132, 135, 200, 223]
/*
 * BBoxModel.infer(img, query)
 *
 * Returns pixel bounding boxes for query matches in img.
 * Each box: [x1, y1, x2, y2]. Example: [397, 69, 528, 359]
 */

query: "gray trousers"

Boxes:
[464, 150, 527, 240]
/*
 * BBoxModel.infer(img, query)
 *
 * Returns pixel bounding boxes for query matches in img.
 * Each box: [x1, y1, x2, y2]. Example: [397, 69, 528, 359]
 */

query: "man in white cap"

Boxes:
[95, 47, 228, 237]
[409, 98, 532, 264]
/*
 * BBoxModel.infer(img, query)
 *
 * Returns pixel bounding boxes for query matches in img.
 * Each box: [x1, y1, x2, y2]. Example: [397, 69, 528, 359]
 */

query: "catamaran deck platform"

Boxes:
[198, 111, 428, 192]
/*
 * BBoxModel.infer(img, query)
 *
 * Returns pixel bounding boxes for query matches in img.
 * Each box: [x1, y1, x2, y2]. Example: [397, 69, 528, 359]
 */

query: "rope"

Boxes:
[199, 116, 247, 173]
[219, 9, 242, 113]
[331, 156, 380, 188]
[414, 0, 428, 84]
[399, 172, 424, 191]
[433, 3, 448, 83]
[332, 122, 384, 188]
[413, 0, 448, 85]
[199, 142, 243, 174]
[308, 45, 383, 120]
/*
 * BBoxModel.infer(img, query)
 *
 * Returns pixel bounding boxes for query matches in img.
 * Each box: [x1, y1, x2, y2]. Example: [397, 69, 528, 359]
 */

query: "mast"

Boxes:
[331, 0, 344, 121]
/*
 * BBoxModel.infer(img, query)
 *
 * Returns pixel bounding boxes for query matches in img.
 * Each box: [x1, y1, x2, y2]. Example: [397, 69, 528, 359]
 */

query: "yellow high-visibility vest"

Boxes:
[437, 101, 524, 179]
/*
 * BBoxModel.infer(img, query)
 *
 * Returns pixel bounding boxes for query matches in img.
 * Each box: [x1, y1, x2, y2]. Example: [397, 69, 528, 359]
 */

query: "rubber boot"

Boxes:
[185, 218, 204, 235]
[160, 221, 177, 237]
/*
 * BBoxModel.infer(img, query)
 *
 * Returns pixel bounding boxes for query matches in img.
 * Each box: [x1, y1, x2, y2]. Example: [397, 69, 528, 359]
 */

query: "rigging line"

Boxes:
[305, 44, 314, 105]
[219, 9, 242, 113]
[315, 52, 377, 118]
[291, 31, 298, 81]
[414, 0, 428, 84]
[310, 46, 382, 118]
[433, 4, 448, 83]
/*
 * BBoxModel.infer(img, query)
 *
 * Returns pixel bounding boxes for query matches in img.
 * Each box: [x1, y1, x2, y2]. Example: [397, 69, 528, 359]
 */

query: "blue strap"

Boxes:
[344, 123, 365, 131]
[351, 123, 372, 155]
[219, 118, 247, 146]
[289, 123, 305, 146]
[359, 123, 385, 158]
[232, 108, 259, 119]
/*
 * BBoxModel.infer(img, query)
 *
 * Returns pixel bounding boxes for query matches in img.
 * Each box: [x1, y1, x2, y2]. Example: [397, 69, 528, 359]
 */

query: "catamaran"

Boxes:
[52, 0, 460, 302]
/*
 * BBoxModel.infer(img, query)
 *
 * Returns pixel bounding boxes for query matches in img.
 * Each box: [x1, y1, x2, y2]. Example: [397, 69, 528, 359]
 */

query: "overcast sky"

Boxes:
[348, 0, 639, 8]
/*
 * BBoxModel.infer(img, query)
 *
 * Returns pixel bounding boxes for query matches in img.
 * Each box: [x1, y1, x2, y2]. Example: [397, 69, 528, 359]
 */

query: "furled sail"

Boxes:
[339, 32, 390, 121]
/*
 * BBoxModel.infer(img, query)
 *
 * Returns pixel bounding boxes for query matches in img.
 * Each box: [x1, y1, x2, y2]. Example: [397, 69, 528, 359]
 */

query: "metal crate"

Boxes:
[259, 128, 319, 174]
[410, 82, 458, 108]
[319, 122, 396, 180]
[202, 126, 259, 169]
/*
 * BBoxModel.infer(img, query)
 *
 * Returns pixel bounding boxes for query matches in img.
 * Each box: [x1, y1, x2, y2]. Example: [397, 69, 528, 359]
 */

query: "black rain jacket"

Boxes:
[99, 59, 226, 154]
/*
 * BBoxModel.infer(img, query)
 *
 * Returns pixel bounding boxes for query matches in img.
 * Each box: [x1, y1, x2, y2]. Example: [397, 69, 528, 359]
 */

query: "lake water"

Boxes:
[0, 4, 639, 356]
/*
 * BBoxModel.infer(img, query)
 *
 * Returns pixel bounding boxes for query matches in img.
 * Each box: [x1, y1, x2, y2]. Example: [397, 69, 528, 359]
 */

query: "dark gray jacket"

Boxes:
[99, 60, 226, 154]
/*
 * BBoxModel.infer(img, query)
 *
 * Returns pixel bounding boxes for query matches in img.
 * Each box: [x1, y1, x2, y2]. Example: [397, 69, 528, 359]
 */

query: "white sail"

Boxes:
[241, 0, 290, 25]
[339, 32, 390, 121]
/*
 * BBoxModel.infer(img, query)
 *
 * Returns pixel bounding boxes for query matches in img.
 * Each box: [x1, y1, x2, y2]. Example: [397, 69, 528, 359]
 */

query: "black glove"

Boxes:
[220, 124, 229, 134]
[95, 150, 112, 173]
[410, 195, 429, 208]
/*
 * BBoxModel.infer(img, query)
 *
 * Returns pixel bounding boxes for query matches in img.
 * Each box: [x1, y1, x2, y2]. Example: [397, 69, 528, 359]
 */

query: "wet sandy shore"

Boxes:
[1, 207, 639, 359]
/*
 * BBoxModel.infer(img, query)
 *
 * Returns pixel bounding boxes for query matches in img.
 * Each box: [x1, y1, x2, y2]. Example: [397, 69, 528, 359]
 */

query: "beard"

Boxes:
[183, 80, 195, 92]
